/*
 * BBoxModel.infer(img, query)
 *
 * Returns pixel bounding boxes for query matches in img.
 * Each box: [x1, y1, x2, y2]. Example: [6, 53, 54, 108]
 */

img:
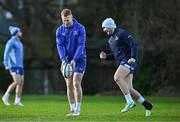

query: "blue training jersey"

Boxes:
[106, 28, 138, 62]
[56, 19, 87, 63]
[3, 36, 24, 68]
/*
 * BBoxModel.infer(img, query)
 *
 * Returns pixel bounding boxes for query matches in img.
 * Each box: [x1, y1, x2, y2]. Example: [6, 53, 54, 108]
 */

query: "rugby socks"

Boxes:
[3, 92, 10, 100]
[76, 102, 81, 112]
[137, 96, 153, 110]
[142, 100, 153, 110]
[70, 103, 76, 112]
[125, 94, 134, 104]
[15, 96, 21, 104]
[137, 96, 145, 103]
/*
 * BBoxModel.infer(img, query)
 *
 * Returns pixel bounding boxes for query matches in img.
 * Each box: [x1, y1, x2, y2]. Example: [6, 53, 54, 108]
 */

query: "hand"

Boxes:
[100, 52, 107, 60]
[70, 60, 76, 71]
[5, 67, 10, 70]
[128, 58, 136, 64]
[60, 61, 66, 73]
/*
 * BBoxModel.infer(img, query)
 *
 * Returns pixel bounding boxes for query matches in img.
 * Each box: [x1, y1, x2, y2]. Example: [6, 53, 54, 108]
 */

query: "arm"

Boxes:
[56, 28, 67, 62]
[106, 53, 115, 60]
[121, 31, 138, 61]
[72, 26, 86, 62]
[3, 41, 13, 69]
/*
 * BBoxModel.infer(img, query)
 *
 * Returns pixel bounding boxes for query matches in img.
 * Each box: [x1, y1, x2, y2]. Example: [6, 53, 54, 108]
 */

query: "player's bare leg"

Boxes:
[15, 75, 24, 106]
[114, 65, 136, 113]
[73, 72, 84, 116]
[126, 74, 153, 116]
[125, 74, 141, 99]
[2, 75, 21, 106]
[65, 77, 76, 116]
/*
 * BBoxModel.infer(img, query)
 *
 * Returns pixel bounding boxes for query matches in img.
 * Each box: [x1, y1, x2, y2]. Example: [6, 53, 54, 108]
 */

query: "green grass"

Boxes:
[0, 95, 180, 122]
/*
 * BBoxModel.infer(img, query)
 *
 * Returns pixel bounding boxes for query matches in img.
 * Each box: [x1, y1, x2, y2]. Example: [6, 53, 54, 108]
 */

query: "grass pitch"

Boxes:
[0, 95, 180, 122]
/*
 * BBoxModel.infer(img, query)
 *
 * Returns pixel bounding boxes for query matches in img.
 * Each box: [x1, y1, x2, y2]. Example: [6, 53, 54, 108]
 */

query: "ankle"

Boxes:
[142, 101, 153, 110]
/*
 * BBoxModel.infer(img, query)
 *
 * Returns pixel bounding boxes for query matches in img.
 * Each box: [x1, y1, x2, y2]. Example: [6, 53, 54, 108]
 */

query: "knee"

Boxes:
[66, 82, 73, 90]
[129, 87, 135, 93]
[73, 81, 81, 90]
[113, 74, 118, 82]
[19, 79, 24, 86]
[114, 74, 123, 83]
[20, 81, 24, 86]
[14, 81, 21, 86]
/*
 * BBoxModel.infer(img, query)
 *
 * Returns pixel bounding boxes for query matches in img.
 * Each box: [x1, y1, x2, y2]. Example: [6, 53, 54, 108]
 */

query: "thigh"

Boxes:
[19, 68, 24, 83]
[10, 67, 24, 83]
[125, 74, 133, 89]
[65, 76, 73, 85]
[119, 59, 137, 74]
[114, 65, 130, 79]
[73, 72, 84, 84]
[11, 74, 21, 83]
[20, 75, 24, 84]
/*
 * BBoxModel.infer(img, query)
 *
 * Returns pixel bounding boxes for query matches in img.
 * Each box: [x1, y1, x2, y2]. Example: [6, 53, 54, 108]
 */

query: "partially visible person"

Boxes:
[56, 8, 87, 116]
[100, 18, 153, 116]
[2, 26, 24, 106]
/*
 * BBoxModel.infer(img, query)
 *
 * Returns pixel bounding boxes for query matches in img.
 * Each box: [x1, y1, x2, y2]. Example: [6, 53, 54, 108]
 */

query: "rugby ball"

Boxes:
[62, 63, 73, 78]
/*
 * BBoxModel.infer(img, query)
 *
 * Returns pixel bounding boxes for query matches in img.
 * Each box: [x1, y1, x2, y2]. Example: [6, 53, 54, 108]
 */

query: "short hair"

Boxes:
[60, 8, 72, 17]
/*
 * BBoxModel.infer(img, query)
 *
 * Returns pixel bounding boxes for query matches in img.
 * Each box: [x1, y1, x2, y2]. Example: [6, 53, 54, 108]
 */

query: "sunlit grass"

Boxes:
[0, 95, 180, 121]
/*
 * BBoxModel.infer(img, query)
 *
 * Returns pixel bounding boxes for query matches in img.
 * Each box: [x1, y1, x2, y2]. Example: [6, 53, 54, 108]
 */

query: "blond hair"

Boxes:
[60, 8, 72, 17]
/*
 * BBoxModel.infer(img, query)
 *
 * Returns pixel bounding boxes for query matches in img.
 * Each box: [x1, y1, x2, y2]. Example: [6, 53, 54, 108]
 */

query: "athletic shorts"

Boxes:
[118, 59, 137, 74]
[74, 58, 87, 74]
[10, 67, 24, 76]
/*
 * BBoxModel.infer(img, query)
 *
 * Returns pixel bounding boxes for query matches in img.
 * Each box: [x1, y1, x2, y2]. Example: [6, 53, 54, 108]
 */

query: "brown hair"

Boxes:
[60, 8, 72, 17]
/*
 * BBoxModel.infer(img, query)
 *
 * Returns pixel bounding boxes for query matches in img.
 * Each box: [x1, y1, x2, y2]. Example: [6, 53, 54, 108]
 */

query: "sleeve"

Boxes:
[106, 53, 115, 60]
[56, 28, 68, 62]
[121, 31, 138, 60]
[3, 41, 13, 68]
[72, 26, 86, 62]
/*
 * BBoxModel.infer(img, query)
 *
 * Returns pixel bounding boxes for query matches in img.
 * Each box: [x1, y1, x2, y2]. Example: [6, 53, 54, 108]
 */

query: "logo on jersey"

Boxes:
[62, 32, 66, 36]
[124, 64, 130, 69]
[79, 68, 83, 71]
[73, 31, 78, 35]
[128, 35, 132, 38]
[115, 36, 119, 40]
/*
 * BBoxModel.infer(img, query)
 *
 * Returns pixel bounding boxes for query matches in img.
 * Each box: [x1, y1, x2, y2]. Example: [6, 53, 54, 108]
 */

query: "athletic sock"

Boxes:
[3, 92, 10, 99]
[137, 96, 145, 103]
[76, 102, 81, 112]
[15, 96, 21, 103]
[142, 100, 153, 110]
[125, 94, 134, 104]
[70, 103, 76, 112]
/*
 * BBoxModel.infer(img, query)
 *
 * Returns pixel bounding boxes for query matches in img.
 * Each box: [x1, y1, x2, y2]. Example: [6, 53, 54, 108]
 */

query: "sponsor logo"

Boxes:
[124, 64, 130, 69]
[128, 35, 132, 38]
[115, 36, 119, 40]
[73, 31, 78, 35]
[16, 70, 20, 73]
[62, 32, 66, 36]
[79, 68, 83, 71]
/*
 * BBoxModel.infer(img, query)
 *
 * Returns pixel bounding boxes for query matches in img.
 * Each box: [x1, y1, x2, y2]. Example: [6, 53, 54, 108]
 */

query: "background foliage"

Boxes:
[0, 0, 180, 96]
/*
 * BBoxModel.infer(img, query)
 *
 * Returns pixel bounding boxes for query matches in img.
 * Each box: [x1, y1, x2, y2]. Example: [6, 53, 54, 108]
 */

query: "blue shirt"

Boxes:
[56, 19, 87, 63]
[107, 28, 138, 62]
[3, 36, 24, 68]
